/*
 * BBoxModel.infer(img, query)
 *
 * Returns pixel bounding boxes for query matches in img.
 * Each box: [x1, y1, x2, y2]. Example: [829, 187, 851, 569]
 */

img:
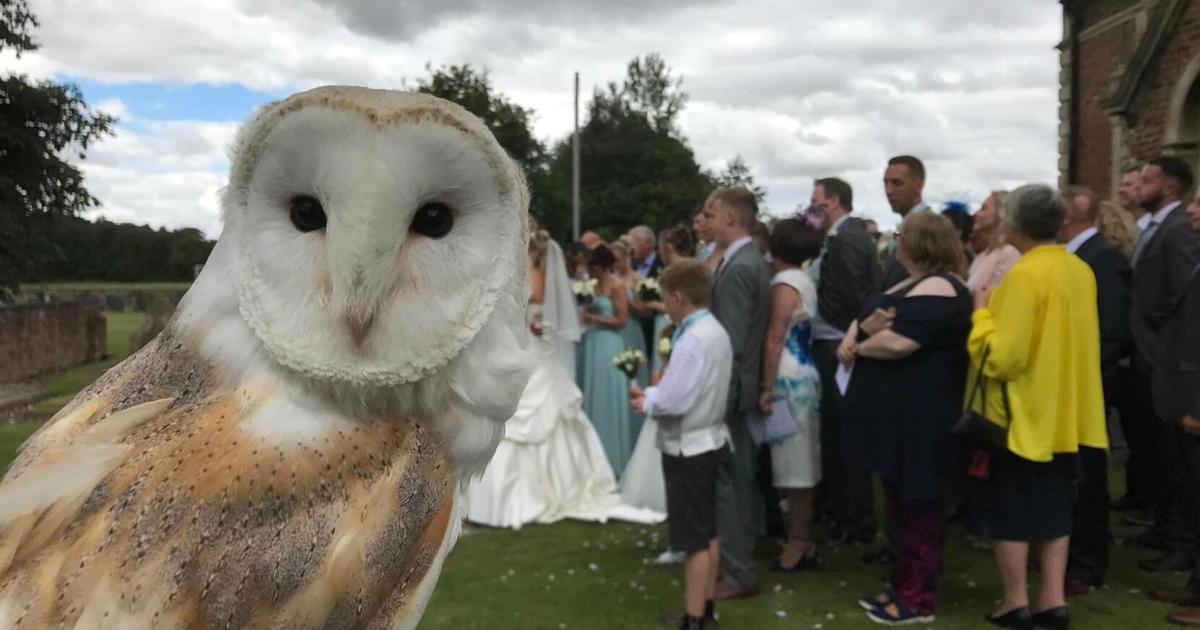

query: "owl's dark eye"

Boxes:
[410, 202, 454, 239]
[289, 195, 327, 233]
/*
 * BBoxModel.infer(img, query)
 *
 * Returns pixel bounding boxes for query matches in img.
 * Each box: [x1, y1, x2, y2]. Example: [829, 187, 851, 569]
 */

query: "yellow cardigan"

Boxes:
[967, 245, 1108, 461]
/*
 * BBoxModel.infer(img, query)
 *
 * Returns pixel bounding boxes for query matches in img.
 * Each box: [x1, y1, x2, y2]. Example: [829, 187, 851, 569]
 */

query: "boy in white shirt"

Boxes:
[631, 259, 732, 630]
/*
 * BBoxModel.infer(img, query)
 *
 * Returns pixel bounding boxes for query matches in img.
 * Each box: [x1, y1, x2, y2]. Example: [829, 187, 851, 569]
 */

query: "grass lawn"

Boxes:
[20, 281, 191, 291]
[0, 309, 1182, 628]
[421, 490, 1183, 630]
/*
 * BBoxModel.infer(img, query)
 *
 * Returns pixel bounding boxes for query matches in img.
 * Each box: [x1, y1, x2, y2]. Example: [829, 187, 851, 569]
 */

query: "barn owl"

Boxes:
[0, 86, 533, 628]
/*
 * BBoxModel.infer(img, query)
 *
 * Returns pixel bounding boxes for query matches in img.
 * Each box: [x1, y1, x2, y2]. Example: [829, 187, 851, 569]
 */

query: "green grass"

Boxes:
[20, 281, 191, 291]
[422, 497, 1181, 629]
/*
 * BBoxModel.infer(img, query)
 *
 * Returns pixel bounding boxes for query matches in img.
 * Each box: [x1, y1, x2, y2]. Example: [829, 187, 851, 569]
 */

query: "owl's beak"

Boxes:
[346, 310, 376, 349]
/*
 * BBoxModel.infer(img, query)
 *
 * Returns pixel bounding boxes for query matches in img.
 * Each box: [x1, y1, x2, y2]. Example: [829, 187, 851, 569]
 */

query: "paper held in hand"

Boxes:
[835, 363, 852, 396]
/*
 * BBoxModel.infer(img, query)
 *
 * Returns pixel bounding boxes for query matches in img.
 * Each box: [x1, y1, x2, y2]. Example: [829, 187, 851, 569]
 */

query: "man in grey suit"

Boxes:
[1132, 156, 1200, 573]
[1150, 189, 1200, 625]
[809, 177, 882, 546]
[703, 186, 772, 600]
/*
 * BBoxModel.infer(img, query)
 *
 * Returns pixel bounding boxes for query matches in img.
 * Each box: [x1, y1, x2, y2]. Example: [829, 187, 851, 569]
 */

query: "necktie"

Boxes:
[1131, 220, 1159, 267]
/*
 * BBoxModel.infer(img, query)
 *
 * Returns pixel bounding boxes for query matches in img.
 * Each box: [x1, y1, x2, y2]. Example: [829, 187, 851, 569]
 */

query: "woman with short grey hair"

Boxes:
[966, 183, 1108, 629]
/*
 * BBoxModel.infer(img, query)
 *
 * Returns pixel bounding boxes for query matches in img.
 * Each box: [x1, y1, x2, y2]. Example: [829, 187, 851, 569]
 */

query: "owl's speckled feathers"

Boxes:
[0, 86, 533, 628]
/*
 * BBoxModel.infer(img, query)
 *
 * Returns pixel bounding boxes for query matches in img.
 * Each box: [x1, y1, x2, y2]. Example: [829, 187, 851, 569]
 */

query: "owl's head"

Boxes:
[192, 87, 533, 468]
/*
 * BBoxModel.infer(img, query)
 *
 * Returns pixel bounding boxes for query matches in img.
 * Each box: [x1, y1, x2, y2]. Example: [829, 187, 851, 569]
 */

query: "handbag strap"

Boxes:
[967, 346, 1013, 430]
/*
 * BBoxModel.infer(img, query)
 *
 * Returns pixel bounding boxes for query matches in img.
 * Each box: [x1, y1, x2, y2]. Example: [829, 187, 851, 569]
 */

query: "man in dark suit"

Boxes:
[629, 225, 663, 351]
[1132, 156, 1200, 573]
[880, 155, 931, 290]
[703, 187, 772, 600]
[1150, 190, 1200, 625]
[1059, 186, 1133, 594]
[810, 177, 882, 545]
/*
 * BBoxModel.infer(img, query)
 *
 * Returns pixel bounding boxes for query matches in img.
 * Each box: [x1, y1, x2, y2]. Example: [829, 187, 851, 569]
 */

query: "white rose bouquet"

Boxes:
[572, 278, 597, 306]
[635, 277, 662, 302]
[612, 348, 646, 383]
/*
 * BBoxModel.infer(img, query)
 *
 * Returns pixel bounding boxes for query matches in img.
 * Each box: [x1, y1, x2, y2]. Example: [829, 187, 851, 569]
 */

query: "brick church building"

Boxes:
[1059, 0, 1200, 196]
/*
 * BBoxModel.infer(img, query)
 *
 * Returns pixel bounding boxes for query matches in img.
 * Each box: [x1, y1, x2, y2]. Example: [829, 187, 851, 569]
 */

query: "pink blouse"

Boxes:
[967, 244, 1021, 292]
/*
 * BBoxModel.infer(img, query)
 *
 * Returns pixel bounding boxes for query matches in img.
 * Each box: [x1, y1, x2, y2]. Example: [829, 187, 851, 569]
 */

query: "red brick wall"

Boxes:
[1075, 23, 1135, 195]
[1125, 1, 1200, 163]
[0, 303, 107, 382]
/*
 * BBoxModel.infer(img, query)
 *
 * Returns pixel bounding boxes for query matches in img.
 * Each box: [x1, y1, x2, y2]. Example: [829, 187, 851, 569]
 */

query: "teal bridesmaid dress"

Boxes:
[578, 295, 640, 476]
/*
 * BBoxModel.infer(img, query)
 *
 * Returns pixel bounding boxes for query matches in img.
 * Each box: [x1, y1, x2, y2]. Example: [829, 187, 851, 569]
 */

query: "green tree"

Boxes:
[415, 64, 558, 234]
[713, 155, 767, 204]
[545, 54, 710, 240]
[0, 0, 114, 299]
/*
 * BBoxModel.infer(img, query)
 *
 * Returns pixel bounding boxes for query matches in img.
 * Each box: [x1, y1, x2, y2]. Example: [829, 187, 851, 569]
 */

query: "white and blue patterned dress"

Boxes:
[768, 268, 822, 489]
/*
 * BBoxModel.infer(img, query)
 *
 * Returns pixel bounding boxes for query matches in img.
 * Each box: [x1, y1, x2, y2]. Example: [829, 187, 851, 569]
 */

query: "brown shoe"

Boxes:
[1168, 607, 1200, 627]
[1153, 588, 1200, 607]
[713, 581, 759, 600]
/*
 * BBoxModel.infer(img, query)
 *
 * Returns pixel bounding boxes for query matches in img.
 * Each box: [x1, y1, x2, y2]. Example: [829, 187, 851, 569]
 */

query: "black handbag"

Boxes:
[951, 346, 1011, 450]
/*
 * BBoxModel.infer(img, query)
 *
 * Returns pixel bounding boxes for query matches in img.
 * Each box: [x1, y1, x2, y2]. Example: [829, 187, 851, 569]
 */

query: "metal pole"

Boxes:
[572, 71, 581, 241]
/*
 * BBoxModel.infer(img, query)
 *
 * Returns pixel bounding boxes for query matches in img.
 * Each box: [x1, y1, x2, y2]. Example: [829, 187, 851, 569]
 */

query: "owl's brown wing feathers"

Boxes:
[0, 331, 458, 628]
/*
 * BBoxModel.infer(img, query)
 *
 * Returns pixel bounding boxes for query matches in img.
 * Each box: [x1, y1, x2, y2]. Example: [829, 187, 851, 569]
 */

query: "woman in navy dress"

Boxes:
[839, 212, 973, 626]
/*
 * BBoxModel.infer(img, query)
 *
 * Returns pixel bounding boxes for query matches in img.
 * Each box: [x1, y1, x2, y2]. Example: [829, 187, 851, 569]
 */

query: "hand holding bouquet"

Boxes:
[613, 348, 647, 383]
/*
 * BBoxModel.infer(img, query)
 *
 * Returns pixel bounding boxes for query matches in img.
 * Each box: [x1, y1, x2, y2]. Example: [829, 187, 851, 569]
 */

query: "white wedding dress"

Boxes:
[462, 241, 663, 529]
[618, 416, 666, 513]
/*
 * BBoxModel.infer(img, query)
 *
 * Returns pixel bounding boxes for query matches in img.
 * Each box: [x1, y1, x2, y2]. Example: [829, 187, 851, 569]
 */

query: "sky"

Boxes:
[2, 0, 1065, 238]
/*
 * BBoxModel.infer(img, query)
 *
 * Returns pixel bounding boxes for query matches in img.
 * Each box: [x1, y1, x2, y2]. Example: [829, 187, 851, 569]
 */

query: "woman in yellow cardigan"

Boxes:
[967, 184, 1108, 630]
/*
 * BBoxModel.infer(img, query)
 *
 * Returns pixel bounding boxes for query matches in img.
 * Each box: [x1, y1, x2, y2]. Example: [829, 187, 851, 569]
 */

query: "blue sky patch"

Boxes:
[63, 76, 288, 123]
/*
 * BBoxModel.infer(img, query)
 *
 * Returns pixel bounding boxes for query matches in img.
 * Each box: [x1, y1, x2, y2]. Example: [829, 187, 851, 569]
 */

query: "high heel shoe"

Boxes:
[986, 606, 1033, 629]
[1031, 606, 1069, 629]
[770, 550, 820, 572]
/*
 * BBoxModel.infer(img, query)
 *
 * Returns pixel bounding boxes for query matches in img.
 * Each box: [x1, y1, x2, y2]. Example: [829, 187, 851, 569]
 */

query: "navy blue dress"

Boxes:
[842, 273, 973, 505]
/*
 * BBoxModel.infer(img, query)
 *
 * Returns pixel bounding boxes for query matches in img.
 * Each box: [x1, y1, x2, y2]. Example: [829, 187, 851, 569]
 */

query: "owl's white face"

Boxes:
[222, 88, 529, 389]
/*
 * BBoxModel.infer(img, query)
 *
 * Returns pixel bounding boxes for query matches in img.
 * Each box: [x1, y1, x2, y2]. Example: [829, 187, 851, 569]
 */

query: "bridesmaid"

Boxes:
[579, 244, 640, 476]
[612, 239, 650, 388]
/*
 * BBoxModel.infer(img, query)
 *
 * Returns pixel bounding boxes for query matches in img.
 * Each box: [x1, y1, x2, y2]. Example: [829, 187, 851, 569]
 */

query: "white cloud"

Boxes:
[7, 0, 1065, 235]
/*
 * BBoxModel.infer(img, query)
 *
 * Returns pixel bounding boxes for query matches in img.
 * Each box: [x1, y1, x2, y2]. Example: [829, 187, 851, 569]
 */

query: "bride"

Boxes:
[462, 231, 662, 529]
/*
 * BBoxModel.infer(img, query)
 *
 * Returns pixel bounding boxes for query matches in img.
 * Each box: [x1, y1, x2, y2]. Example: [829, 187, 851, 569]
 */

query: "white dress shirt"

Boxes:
[1066, 226, 1098, 254]
[643, 310, 732, 456]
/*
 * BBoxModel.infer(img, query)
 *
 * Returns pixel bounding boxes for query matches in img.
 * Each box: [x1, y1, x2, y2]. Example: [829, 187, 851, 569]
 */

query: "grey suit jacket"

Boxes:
[1153, 268, 1200, 425]
[711, 242, 772, 418]
[1132, 204, 1200, 373]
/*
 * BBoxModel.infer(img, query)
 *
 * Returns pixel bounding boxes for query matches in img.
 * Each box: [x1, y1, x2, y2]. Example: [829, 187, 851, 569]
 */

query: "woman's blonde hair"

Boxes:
[899, 211, 968, 278]
[1096, 200, 1137, 257]
[528, 229, 551, 274]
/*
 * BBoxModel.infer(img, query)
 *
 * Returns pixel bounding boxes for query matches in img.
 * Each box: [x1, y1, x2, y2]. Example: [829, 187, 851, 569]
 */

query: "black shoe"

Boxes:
[771, 551, 820, 572]
[1121, 511, 1156, 528]
[1138, 553, 1195, 572]
[860, 546, 896, 565]
[677, 614, 705, 630]
[1031, 606, 1070, 629]
[986, 606, 1033, 629]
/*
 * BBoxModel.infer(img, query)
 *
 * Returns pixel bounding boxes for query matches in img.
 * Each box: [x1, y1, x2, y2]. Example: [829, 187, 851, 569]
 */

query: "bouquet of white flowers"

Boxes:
[657, 336, 673, 361]
[572, 278, 597, 306]
[612, 348, 646, 382]
[636, 277, 662, 302]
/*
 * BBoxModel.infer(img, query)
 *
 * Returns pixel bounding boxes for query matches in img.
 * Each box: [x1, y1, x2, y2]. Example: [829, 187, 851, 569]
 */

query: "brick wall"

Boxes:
[1075, 23, 1135, 195]
[0, 303, 107, 382]
[1125, 1, 1200, 163]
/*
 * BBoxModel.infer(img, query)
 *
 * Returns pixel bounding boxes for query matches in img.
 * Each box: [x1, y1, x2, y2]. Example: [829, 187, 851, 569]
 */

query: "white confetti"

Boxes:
[826, 613, 835, 620]
[776, 610, 788, 619]
[588, 563, 599, 572]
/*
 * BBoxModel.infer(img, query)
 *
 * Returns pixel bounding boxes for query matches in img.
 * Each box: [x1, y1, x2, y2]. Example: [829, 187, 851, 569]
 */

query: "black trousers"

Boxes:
[1067, 446, 1111, 586]
[1116, 365, 1158, 509]
[813, 340, 876, 541]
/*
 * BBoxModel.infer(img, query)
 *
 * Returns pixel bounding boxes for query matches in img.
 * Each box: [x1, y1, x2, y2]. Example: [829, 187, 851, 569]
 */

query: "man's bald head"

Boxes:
[580, 231, 601, 250]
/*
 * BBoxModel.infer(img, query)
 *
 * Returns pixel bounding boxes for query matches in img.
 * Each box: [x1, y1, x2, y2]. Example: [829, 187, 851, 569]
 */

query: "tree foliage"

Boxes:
[0, 0, 114, 299]
[24, 215, 214, 283]
[544, 54, 710, 241]
[714, 155, 767, 204]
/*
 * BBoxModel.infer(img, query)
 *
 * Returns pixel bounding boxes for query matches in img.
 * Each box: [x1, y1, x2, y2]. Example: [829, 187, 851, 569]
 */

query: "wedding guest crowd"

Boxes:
[562, 152, 1200, 628]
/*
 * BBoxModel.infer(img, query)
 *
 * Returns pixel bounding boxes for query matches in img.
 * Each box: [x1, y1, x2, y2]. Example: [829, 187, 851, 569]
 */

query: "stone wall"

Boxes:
[0, 303, 107, 382]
